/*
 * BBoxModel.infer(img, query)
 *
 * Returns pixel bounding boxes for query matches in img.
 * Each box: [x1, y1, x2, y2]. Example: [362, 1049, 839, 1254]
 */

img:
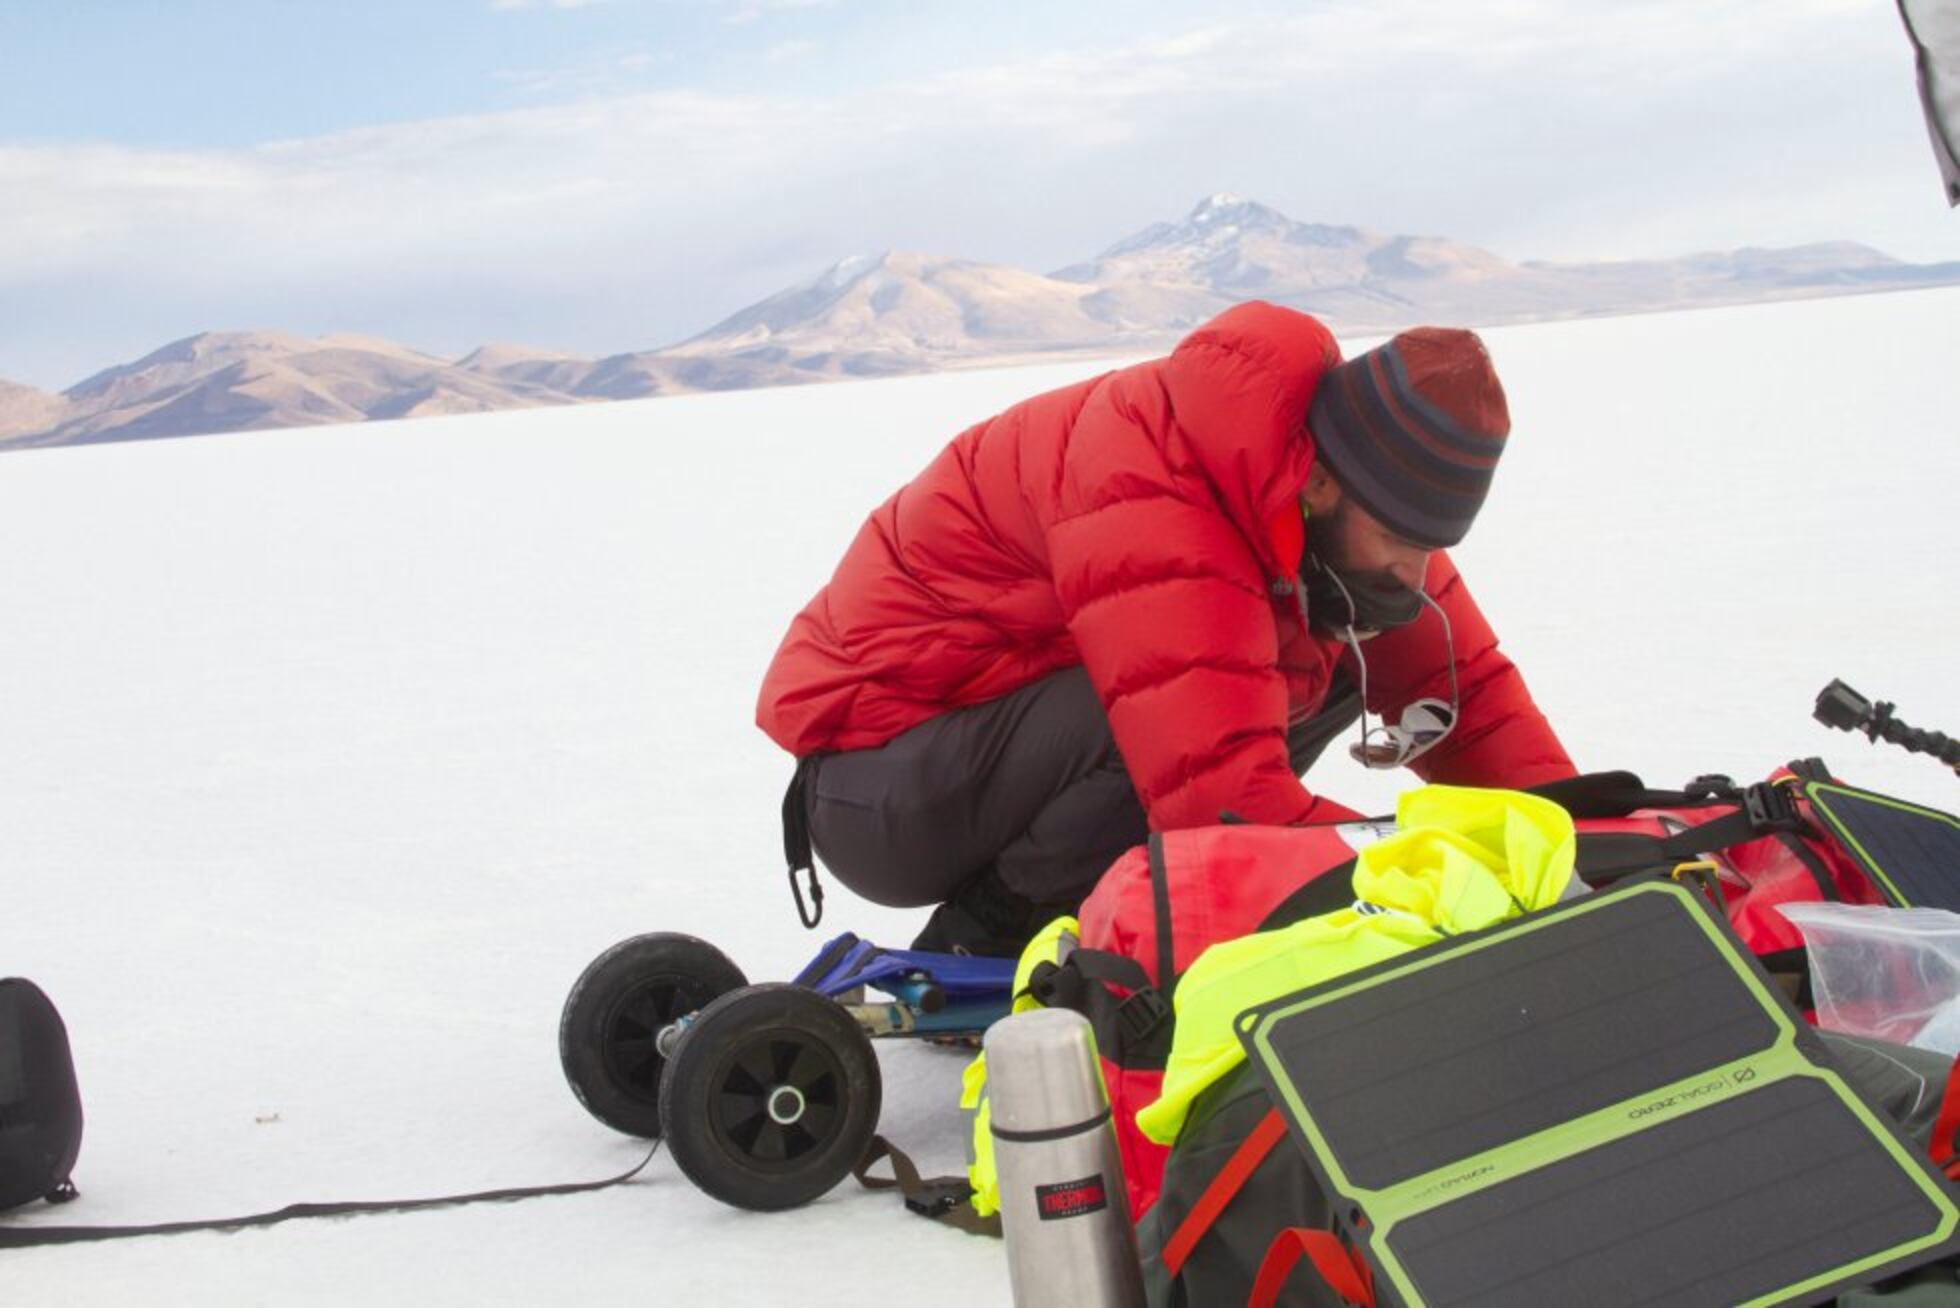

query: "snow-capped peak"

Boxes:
[1082, 194, 1362, 266]
[1194, 191, 1247, 219]
[812, 251, 892, 291]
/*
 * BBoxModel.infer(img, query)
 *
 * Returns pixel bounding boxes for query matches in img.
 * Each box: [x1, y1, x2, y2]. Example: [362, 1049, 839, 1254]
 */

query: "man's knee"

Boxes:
[795, 665, 1139, 910]
[802, 755, 968, 908]
[1018, 666, 1122, 766]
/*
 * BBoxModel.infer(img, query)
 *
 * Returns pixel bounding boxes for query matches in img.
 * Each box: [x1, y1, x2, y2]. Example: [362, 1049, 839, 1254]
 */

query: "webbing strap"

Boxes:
[1584, 801, 1808, 885]
[1525, 770, 1723, 820]
[852, 1134, 1000, 1237]
[0, 1142, 662, 1248]
[1249, 1226, 1375, 1308]
[1772, 830, 1842, 902]
[1147, 833, 1175, 1001]
[1930, 1055, 1960, 1179]
[1159, 1107, 1288, 1277]
[1025, 950, 1172, 1070]
[1039, 948, 1151, 996]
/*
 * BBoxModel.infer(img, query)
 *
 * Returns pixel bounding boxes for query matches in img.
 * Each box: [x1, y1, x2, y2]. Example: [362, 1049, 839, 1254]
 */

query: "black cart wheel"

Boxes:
[660, 983, 882, 1211]
[559, 932, 747, 1138]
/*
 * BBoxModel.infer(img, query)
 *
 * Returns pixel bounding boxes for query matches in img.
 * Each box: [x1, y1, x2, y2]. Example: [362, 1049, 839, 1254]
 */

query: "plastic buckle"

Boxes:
[1116, 986, 1172, 1042]
[1023, 960, 1062, 1008]
[904, 1177, 973, 1219]
[1743, 780, 1802, 833]
[1684, 773, 1738, 801]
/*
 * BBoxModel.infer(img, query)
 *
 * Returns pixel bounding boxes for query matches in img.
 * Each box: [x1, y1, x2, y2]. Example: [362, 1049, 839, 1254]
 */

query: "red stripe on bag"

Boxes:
[1933, 1053, 1960, 1173]
[1159, 1108, 1288, 1277]
[1250, 1227, 1375, 1308]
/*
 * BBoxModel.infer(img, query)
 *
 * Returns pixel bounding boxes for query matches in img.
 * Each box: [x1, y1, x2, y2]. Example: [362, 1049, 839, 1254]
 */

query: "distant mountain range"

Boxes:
[7, 193, 1958, 451]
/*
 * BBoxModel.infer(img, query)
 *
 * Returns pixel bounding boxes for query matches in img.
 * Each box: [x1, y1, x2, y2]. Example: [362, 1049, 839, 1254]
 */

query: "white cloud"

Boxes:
[725, 0, 837, 24]
[490, 0, 611, 10]
[0, 1, 1948, 386]
[761, 39, 817, 63]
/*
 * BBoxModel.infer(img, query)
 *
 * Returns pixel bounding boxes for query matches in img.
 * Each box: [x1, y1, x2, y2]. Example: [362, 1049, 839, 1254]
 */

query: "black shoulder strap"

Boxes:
[0, 1144, 661, 1248]
[1525, 770, 1735, 820]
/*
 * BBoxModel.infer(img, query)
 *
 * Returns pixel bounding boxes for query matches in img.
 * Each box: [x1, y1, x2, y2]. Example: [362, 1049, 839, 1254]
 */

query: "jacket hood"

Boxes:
[1157, 301, 1342, 579]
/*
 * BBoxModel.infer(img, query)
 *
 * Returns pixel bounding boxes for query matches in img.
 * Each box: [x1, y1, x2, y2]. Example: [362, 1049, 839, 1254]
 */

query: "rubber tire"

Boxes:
[660, 983, 882, 1211]
[559, 932, 747, 1138]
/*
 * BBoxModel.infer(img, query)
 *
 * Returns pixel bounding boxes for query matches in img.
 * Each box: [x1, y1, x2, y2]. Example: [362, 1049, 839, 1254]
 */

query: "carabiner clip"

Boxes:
[789, 861, 825, 930]
[1670, 859, 1725, 909]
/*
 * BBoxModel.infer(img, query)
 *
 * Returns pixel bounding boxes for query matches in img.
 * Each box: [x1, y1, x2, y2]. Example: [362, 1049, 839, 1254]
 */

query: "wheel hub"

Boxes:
[703, 1021, 851, 1173]
[601, 975, 707, 1103]
[767, 1085, 807, 1125]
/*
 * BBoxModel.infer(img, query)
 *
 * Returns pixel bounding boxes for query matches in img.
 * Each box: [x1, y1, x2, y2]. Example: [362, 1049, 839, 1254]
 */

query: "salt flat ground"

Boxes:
[2, 287, 1956, 1304]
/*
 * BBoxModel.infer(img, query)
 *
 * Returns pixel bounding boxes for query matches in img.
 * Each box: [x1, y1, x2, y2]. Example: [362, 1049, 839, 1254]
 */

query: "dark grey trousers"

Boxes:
[801, 666, 1362, 910]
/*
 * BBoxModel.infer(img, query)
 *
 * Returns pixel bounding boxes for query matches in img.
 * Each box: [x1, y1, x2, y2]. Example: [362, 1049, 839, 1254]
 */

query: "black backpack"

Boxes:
[0, 978, 82, 1212]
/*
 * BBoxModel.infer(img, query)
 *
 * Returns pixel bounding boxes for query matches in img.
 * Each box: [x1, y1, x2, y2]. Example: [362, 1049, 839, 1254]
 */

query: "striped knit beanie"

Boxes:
[1306, 327, 1510, 548]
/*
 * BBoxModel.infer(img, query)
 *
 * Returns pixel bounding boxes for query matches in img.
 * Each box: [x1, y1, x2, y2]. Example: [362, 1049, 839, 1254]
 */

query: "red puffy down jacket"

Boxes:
[756, 302, 1573, 827]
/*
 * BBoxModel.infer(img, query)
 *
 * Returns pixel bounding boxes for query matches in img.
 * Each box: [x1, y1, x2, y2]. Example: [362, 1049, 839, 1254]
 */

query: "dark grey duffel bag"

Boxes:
[0, 978, 82, 1212]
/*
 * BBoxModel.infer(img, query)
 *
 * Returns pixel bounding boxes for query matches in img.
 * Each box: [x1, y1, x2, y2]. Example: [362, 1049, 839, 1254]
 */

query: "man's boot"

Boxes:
[909, 867, 1075, 958]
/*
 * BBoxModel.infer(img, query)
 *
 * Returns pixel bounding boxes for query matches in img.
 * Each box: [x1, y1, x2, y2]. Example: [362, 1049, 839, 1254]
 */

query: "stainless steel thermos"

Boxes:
[985, 1007, 1146, 1308]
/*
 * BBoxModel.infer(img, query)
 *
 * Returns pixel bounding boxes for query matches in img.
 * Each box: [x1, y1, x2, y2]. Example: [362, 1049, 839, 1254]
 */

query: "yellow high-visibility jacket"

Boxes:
[1135, 786, 1577, 1145]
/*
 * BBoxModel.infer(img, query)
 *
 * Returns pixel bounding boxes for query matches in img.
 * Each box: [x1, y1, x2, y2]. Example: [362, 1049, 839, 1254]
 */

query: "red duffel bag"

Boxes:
[1034, 763, 1914, 1218]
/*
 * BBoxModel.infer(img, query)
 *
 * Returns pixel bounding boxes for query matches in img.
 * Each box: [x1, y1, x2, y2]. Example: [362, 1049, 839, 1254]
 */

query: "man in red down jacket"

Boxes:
[759, 300, 1575, 953]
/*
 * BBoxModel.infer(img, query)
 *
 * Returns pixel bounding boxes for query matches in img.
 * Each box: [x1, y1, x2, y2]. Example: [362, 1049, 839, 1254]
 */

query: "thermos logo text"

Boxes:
[1035, 1176, 1109, 1221]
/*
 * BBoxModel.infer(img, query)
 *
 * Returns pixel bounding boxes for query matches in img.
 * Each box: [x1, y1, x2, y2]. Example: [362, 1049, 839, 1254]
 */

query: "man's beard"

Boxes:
[1300, 505, 1424, 637]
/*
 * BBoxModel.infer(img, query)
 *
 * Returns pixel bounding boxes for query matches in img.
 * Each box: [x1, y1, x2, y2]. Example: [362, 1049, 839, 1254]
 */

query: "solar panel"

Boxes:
[1805, 783, 1960, 912]
[1238, 880, 1960, 1307]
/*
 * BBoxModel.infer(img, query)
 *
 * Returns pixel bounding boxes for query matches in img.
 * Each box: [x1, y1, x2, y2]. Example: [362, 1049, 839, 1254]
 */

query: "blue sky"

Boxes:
[1, 1, 1220, 148]
[2, 0, 1955, 389]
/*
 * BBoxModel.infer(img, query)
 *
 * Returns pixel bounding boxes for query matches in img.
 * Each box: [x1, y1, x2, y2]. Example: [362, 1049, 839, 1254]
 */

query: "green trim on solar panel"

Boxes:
[1237, 880, 1960, 1308]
